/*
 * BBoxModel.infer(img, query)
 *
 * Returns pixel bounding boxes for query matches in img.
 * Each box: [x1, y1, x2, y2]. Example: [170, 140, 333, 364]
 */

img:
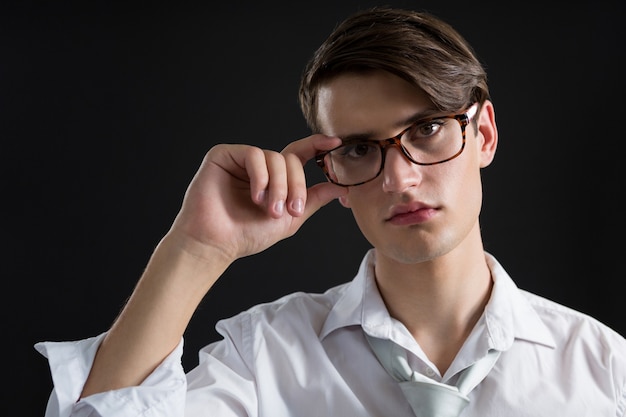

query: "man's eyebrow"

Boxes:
[340, 108, 441, 142]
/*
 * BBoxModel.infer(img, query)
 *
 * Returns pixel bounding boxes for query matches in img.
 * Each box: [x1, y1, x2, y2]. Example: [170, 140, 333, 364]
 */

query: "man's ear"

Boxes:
[338, 194, 351, 208]
[476, 100, 498, 168]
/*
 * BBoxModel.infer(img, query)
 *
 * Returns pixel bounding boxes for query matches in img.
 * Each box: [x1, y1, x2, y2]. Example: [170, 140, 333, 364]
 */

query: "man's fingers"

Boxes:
[302, 182, 348, 220]
[214, 136, 344, 220]
[239, 145, 271, 204]
[281, 134, 342, 164]
[263, 150, 288, 218]
[284, 152, 306, 216]
[281, 134, 344, 217]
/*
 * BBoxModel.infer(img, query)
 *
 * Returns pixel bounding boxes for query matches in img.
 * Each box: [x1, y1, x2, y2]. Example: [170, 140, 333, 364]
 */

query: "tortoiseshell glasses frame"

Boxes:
[315, 103, 479, 186]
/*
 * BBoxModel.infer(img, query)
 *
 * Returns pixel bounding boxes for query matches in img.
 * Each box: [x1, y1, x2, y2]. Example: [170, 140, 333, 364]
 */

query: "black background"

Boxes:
[3, 1, 625, 415]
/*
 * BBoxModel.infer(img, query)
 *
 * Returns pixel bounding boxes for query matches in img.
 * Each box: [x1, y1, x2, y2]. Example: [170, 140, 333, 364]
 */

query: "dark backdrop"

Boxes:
[3, 1, 624, 415]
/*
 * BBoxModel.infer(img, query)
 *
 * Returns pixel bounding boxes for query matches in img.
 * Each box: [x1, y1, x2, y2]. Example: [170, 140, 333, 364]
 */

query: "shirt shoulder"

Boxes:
[215, 281, 351, 339]
[521, 289, 626, 353]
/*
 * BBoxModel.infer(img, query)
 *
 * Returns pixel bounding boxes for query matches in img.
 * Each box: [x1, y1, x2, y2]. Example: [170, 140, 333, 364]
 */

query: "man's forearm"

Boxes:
[80, 232, 231, 397]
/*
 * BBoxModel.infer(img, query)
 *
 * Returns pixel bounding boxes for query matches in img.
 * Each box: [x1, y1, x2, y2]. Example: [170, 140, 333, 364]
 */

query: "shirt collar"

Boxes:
[319, 249, 556, 351]
[319, 250, 374, 340]
[483, 252, 556, 350]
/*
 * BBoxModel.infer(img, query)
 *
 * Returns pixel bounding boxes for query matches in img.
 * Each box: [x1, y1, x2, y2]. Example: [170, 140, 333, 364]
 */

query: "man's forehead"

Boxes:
[315, 71, 434, 138]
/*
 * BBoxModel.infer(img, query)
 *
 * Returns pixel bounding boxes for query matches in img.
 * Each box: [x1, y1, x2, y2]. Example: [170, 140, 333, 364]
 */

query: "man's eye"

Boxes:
[340, 143, 378, 158]
[413, 120, 445, 137]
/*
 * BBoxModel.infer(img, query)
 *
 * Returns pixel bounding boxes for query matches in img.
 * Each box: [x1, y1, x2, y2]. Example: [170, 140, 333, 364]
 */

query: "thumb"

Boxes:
[302, 182, 348, 219]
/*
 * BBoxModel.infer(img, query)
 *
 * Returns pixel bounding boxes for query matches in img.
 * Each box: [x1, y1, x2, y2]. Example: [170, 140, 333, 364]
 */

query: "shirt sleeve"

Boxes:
[34, 333, 187, 417]
[183, 313, 258, 417]
[35, 313, 259, 417]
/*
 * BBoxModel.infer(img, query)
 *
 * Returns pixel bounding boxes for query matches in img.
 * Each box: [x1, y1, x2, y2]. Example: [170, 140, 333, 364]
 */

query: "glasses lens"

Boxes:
[323, 116, 465, 186]
[401, 116, 464, 164]
[324, 142, 382, 186]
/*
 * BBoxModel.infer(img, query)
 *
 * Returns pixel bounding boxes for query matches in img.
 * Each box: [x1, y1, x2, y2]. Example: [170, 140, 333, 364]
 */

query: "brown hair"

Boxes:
[298, 7, 489, 132]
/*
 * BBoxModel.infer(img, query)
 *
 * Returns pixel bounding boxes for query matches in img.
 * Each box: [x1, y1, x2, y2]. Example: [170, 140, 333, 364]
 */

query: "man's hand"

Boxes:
[167, 134, 347, 264]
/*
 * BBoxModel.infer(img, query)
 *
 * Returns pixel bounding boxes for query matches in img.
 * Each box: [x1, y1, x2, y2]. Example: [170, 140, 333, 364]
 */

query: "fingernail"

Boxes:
[274, 199, 285, 215]
[257, 189, 266, 203]
[291, 198, 304, 214]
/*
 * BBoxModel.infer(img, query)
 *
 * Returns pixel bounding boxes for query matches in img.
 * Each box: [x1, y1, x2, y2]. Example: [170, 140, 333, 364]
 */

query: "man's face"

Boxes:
[316, 70, 496, 265]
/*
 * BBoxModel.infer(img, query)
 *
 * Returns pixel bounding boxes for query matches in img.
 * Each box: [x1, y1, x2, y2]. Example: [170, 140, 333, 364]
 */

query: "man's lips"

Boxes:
[386, 202, 438, 225]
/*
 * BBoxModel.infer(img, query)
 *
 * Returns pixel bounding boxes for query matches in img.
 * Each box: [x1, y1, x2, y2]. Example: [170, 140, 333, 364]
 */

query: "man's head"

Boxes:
[297, 7, 498, 265]
[299, 7, 489, 132]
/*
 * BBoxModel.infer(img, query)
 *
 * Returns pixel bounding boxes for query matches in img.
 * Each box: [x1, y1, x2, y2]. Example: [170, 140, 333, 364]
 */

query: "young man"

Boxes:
[36, 7, 626, 416]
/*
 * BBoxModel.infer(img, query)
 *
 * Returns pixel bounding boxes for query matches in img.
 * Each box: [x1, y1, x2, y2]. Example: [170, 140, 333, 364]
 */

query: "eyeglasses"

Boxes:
[315, 103, 479, 186]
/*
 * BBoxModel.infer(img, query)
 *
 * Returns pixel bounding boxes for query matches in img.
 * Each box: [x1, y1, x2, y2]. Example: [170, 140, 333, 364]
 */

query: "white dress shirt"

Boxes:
[36, 250, 626, 416]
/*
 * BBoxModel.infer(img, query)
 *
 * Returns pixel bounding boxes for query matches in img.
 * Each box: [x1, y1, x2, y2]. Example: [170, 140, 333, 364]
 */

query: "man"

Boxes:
[36, 7, 626, 416]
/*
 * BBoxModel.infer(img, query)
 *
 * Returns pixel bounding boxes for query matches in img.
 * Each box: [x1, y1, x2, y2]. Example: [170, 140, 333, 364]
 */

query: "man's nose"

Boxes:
[381, 145, 422, 192]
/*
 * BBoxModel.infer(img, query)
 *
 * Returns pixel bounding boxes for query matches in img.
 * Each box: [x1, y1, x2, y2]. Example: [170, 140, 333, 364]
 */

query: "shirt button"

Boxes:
[425, 367, 436, 377]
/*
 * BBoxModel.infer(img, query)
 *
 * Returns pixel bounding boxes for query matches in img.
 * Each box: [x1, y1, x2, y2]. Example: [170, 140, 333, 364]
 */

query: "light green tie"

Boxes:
[366, 334, 500, 417]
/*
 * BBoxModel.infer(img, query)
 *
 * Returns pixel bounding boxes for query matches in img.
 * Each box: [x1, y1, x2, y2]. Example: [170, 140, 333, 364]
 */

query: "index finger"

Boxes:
[280, 134, 342, 164]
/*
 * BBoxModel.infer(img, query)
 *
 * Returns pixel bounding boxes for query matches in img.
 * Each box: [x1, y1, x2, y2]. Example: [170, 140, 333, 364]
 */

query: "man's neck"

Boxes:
[373, 241, 492, 373]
